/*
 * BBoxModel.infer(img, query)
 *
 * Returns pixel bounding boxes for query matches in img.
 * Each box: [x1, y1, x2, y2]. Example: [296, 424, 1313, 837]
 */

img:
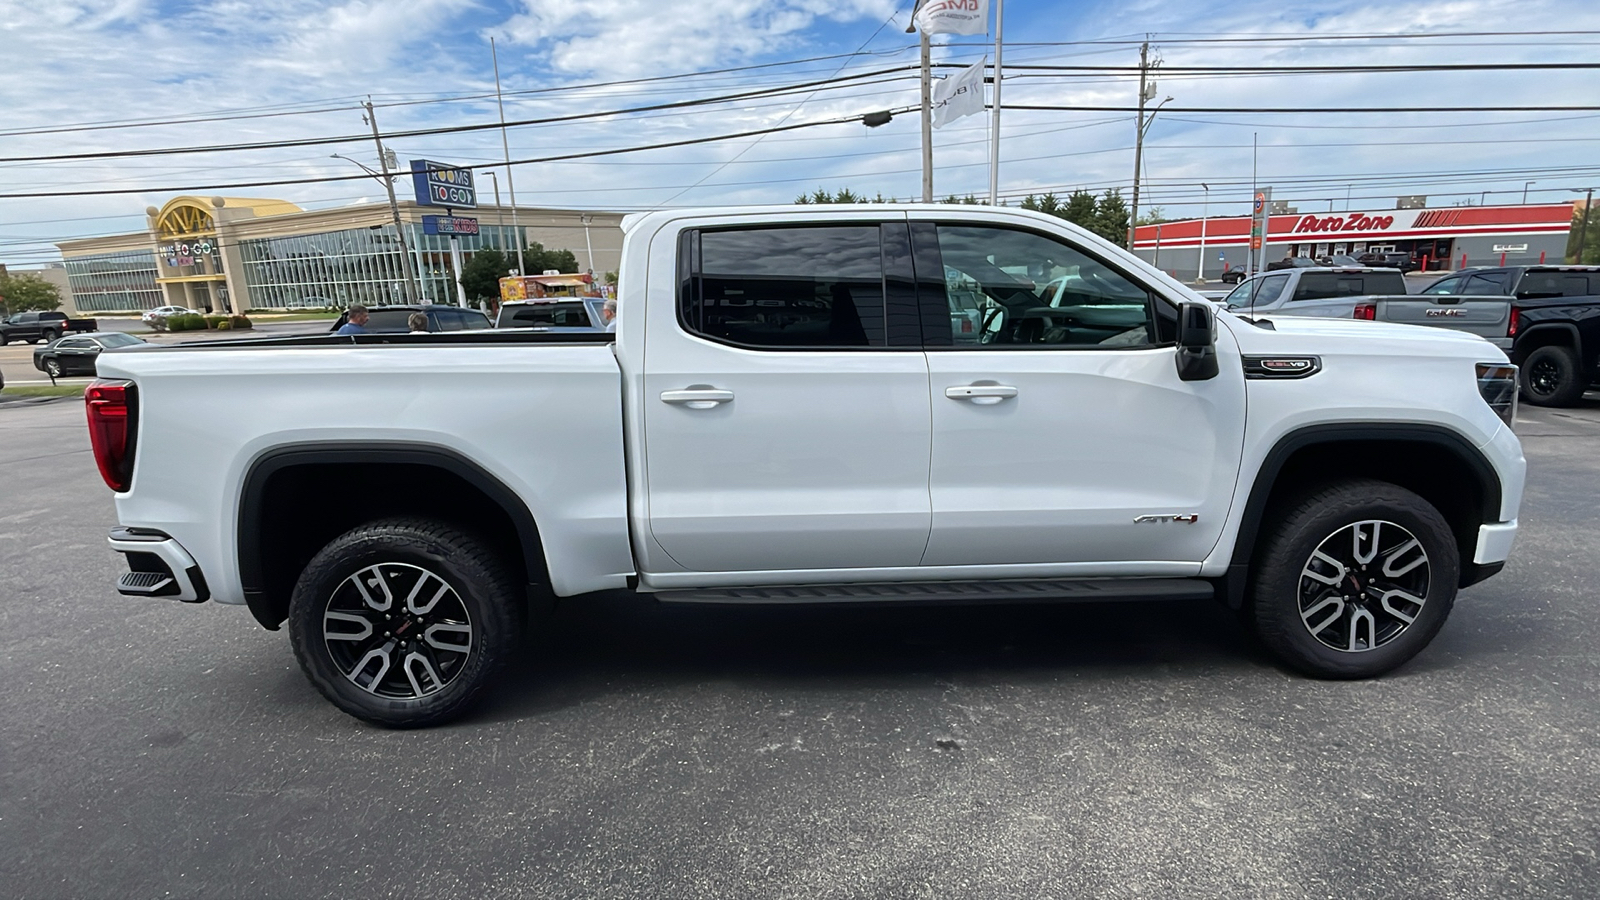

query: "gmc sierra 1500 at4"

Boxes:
[87, 205, 1526, 727]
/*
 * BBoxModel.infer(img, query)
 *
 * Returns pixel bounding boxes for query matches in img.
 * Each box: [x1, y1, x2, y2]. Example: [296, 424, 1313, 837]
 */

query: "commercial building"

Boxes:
[54, 196, 624, 315]
[1132, 202, 1576, 281]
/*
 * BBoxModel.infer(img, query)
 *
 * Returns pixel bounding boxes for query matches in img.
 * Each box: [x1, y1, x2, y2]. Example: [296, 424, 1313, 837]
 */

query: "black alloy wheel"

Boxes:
[288, 518, 523, 727]
[1249, 479, 1459, 678]
[1519, 344, 1586, 407]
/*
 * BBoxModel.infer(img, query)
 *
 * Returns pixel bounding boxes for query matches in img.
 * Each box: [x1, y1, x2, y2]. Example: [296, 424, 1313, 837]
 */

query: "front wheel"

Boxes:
[44, 359, 62, 378]
[1519, 344, 1586, 407]
[288, 518, 523, 727]
[1249, 479, 1459, 679]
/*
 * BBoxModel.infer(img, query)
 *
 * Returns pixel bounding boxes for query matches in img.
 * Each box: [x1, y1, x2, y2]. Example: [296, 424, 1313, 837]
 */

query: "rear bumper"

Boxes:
[107, 527, 210, 603]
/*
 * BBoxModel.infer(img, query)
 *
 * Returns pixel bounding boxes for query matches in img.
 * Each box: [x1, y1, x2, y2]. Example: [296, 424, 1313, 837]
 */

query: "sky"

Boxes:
[2, 0, 1599, 265]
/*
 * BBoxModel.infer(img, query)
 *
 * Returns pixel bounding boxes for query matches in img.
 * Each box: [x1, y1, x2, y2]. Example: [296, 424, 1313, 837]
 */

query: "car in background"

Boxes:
[495, 297, 605, 331]
[1265, 256, 1320, 271]
[1319, 254, 1361, 267]
[1219, 269, 1248, 284]
[32, 332, 147, 377]
[1356, 251, 1420, 272]
[0, 310, 98, 344]
[140, 305, 198, 325]
[327, 304, 492, 334]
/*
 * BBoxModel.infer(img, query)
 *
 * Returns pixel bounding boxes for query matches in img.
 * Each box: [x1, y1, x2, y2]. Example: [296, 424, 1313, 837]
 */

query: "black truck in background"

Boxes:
[0, 311, 98, 345]
[1418, 266, 1600, 407]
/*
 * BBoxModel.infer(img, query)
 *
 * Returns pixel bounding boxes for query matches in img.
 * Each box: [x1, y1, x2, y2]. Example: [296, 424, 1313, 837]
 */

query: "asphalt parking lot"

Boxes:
[1, 395, 1597, 898]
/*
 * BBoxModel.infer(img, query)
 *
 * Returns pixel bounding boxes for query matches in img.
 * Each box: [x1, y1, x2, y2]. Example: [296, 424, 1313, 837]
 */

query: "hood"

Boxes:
[1220, 310, 1507, 361]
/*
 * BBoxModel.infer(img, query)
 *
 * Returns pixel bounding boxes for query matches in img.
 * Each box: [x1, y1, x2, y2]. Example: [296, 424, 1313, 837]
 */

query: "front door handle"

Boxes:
[661, 387, 734, 410]
[944, 384, 1018, 404]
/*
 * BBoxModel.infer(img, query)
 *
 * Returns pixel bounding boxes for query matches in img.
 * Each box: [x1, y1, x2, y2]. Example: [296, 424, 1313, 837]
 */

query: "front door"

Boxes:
[641, 220, 932, 573]
[913, 217, 1247, 569]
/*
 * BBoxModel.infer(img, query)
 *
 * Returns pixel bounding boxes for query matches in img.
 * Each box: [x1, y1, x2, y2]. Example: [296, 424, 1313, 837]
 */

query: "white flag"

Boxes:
[913, 0, 990, 36]
[932, 57, 986, 128]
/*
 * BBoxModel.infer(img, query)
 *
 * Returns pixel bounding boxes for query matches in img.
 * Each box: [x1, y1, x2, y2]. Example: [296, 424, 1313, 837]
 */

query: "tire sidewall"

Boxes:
[1252, 485, 1459, 678]
[1520, 344, 1584, 407]
[288, 522, 516, 727]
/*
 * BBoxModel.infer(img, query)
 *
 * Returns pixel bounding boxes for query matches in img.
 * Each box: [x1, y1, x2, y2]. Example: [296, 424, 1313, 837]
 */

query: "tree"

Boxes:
[0, 272, 63, 315]
[941, 194, 982, 205]
[795, 188, 890, 204]
[521, 241, 580, 274]
[1063, 189, 1098, 229]
[1091, 189, 1130, 247]
[1136, 207, 1168, 226]
[1021, 192, 1063, 216]
[1567, 206, 1598, 264]
[459, 247, 508, 300]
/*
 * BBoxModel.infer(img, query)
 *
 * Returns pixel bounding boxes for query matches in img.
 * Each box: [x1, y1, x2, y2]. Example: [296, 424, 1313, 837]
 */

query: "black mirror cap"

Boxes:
[1175, 301, 1219, 381]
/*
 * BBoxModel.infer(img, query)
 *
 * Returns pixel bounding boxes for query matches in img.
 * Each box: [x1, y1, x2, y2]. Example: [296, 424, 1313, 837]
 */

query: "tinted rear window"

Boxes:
[1291, 271, 1405, 300]
[1518, 271, 1594, 298]
[503, 303, 592, 327]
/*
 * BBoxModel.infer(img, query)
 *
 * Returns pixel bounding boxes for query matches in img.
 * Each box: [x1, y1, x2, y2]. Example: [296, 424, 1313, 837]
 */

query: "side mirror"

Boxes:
[1175, 301, 1219, 382]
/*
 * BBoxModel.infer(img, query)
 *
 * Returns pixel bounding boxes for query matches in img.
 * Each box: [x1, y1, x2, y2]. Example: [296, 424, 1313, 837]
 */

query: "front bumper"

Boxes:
[1474, 519, 1518, 566]
[107, 527, 210, 603]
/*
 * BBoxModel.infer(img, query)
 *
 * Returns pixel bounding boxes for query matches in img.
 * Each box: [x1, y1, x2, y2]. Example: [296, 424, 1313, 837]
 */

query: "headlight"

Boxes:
[1476, 363, 1517, 426]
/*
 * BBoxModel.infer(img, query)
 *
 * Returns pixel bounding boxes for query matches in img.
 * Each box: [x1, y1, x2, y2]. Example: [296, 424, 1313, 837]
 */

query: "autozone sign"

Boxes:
[1294, 212, 1398, 234]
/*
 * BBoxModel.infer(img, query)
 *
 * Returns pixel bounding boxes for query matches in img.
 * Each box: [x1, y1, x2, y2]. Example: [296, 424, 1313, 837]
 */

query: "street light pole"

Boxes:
[342, 108, 418, 303]
[485, 171, 504, 250]
[1524, 181, 1537, 204]
[580, 214, 595, 276]
[1197, 182, 1209, 282]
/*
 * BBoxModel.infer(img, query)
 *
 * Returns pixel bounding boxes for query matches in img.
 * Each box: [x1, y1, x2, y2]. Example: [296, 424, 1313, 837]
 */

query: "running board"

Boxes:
[653, 578, 1213, 606]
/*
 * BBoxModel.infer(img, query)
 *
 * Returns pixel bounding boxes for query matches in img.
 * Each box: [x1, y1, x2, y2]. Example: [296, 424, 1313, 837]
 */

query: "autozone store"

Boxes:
[1131, 203, 1575, 281]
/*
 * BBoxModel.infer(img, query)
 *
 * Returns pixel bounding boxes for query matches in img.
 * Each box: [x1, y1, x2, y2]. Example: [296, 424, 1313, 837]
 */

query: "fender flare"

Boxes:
[1218, 422, 1503, 608]
[237, 442, 544, 629]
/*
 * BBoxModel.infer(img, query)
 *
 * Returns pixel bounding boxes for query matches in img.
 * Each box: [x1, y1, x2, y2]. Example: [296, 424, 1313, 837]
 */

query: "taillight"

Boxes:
[1508, 306, 1520, 337]
[86, 379, 137, 492]
[1354, 303, 1376, 320]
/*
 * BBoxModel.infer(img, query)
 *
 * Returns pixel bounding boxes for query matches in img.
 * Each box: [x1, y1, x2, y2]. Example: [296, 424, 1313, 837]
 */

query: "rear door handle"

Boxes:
[661, 388, 734, 410]
[944, 384, 1018, 404]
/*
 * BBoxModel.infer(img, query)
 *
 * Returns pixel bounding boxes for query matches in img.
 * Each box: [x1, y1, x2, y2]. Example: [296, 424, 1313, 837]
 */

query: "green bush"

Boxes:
[204, 315, 228, 329]
[167, 313, 206, 332]
[216, 320, 233, 331]
[229, 315, 253, 330]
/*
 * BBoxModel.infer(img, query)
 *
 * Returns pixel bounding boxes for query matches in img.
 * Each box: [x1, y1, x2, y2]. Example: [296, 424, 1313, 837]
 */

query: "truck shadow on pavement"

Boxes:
[475, 595, 1273, 724]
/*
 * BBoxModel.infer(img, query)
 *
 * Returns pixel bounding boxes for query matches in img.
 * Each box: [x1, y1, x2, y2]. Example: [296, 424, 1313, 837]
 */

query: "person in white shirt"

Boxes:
[602, 297, 617, 333]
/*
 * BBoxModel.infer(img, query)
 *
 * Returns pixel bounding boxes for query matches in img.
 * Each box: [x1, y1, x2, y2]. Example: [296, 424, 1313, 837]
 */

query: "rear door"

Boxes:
[640, 217, 933, 573]
[914, 215, 1246, 569]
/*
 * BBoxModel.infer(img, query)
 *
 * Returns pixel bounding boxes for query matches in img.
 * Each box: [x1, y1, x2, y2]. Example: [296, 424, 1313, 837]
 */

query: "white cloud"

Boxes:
[499, 0, 899, 77]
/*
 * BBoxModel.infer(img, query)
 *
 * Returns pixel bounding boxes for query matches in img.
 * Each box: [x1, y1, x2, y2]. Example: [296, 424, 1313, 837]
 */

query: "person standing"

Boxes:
[601, 297, 617, 333]
[335, 305, 370, 335]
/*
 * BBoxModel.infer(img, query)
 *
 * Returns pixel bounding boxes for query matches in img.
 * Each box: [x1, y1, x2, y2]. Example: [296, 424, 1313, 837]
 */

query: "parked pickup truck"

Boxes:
[1221, 267, 1512, 348]
[1415, 266, 1600, 406]
[87, 206, 1526, 727]
[0, 310, 97, 345]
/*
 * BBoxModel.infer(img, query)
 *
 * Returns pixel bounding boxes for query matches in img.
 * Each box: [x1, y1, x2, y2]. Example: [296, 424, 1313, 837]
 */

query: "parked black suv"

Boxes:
[1420, 266, 1600, 405]
[1355, 251, 1419, 273]
[327, 305, 492, 334]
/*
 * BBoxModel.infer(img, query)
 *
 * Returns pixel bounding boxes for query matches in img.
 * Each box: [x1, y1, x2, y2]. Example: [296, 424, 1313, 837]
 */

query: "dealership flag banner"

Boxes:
[933, 57, 986, 128]
[913, 0, 989, 36]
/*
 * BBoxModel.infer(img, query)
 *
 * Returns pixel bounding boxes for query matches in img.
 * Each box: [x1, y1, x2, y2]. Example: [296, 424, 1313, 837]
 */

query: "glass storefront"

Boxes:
[237, 222, 526, 308]
[63, 250, 164, 312]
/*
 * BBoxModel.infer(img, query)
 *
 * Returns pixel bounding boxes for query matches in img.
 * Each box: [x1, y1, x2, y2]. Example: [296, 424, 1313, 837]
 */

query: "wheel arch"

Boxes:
[238, 443, 548, 630]
[1510, 322, 1580, 362]
[1219, 423, 1504, 608]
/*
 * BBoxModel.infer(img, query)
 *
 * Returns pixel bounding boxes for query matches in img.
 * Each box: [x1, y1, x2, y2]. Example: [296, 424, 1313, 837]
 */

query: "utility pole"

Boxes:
[920, 30, 933, 202]
[362, 99, 419, 303]
[987, 0, 1004, 205]
[492, 38, 526, 277]
[1127, 40, 1149, 249]
[1575, 187, 1596, 263]
[486, 170, 503, 250]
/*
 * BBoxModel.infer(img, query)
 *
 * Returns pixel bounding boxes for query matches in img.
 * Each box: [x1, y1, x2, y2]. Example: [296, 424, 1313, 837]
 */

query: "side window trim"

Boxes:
[908, 219, 1175, 351]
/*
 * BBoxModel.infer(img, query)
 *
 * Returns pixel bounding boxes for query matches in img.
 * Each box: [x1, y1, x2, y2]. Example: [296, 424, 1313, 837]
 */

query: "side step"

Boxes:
[653, 578, 1213, 606]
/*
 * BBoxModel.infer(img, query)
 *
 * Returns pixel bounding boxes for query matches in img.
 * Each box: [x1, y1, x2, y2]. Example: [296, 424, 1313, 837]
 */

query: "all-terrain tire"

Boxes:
[1249, 478, 1459, 679]
[288, 517, 523, 727]
[1520, 344, 1587, 407]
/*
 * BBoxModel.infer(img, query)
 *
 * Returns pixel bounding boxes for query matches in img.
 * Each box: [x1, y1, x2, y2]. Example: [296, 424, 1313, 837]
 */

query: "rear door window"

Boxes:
[1463, 273, 1510, 296]
[686, 225, 887, 348]
[1292, 273, 1371, 301]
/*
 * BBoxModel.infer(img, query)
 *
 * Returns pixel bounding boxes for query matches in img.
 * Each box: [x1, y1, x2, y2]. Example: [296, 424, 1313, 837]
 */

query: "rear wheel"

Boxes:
[1520, 344, 1586, 407]
[41, 329, 59, 342]
[1249, 479, 1459, 679]
[288, 518, 523, 727]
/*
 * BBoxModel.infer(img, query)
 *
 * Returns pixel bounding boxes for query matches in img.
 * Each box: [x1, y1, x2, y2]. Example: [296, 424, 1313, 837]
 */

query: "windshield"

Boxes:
[501, 302, 594, 328]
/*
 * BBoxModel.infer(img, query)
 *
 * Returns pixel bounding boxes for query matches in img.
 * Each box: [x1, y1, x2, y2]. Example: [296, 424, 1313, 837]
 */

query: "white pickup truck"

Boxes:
[88, 205, 1526, 727]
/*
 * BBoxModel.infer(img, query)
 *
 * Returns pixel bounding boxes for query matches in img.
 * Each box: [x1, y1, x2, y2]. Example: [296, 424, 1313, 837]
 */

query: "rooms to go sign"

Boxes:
[410, 159, 477, 209]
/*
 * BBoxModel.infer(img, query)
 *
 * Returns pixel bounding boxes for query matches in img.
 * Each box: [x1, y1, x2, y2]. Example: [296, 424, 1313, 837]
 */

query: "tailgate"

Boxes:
[1374, 295, 1511, 341]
